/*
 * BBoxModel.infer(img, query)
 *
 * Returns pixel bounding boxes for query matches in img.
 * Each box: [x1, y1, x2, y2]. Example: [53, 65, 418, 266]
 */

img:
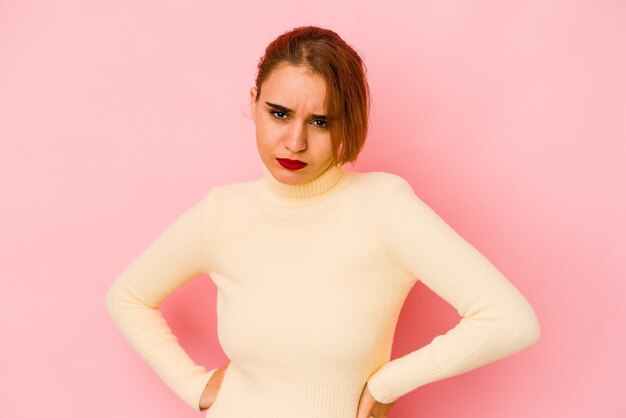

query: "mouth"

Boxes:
[276, 158, 307, 171]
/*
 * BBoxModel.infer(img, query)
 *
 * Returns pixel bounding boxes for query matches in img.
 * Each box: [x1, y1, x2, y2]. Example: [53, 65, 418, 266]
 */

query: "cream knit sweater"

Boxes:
[105, 163, 540, 417]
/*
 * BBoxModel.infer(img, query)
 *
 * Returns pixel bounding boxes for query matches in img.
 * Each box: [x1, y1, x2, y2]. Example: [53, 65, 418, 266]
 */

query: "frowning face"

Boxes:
[250, 62, 335, 185]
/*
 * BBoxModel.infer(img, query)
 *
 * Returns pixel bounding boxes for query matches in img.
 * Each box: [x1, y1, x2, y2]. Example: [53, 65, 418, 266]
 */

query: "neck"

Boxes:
[259, 162, 350, 206]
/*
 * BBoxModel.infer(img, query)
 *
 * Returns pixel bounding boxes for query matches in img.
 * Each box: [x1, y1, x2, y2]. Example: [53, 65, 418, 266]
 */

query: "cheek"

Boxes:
[255, 134, 271, 162]
[256, 119, 285, 144]
[255, 122, 278, 156]
[256, 122, 271, 143]
[256, 115, 272, 135]
[315, 133, 334, 154]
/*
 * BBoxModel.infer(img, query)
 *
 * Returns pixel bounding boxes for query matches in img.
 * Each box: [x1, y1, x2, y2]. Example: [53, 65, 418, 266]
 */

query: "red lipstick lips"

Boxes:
[276, 158, 307, 170]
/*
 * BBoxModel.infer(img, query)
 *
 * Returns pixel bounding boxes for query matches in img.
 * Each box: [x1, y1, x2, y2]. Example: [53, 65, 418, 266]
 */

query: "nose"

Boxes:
[284, 121, 307, 153]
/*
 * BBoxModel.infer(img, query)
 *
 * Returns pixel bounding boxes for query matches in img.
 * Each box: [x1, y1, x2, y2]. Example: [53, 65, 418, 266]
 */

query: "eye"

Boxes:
[312, 119, 328, 129]
[270, 110, 288, 120]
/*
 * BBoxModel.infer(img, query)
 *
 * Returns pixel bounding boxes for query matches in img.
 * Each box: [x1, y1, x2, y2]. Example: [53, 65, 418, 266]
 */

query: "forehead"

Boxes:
[262, 63, 327, 108]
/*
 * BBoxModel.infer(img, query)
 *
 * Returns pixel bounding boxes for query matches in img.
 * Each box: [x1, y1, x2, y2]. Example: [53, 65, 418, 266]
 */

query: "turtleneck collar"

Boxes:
[258, 162, 353, 207]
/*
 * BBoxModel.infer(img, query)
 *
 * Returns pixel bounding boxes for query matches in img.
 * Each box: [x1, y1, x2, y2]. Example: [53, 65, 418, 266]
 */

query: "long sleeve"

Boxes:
[366, 176, 541, 404]
[105, 189, 218, 411]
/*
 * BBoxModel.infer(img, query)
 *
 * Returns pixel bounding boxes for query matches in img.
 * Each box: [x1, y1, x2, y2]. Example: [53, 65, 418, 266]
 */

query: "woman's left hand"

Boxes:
[356, 383, 397, 418]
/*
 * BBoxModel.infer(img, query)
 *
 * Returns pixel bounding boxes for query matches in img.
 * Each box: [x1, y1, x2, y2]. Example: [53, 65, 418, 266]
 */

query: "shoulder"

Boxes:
[202, 176, 261, 210]
[348, 169, 415, 195]
[209, 177, 259, 196]
[342, 170, 422, 221]
[350, 170, 435, 225]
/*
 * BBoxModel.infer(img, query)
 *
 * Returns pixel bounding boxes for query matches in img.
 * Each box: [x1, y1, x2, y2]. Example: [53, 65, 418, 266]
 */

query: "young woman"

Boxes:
[106, 25, 541, 418]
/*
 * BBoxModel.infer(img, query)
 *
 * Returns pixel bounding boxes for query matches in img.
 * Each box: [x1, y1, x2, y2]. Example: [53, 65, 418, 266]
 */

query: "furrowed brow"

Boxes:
[265, 101, 327, 120]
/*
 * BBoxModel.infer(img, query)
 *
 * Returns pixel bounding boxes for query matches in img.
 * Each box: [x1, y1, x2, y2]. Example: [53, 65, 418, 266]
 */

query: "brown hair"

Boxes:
[253, 25, 371, 165]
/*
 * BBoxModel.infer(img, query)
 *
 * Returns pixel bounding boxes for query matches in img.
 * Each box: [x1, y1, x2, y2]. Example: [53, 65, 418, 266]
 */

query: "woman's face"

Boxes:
[250, 62, 335, 186]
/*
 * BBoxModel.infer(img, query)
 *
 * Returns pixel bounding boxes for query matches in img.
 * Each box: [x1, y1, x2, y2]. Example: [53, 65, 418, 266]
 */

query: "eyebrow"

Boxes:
[265, 101, 327, 120]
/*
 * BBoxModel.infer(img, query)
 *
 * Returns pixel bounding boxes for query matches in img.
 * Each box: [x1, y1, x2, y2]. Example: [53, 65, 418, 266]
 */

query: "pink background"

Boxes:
[1, 1, 624, 417]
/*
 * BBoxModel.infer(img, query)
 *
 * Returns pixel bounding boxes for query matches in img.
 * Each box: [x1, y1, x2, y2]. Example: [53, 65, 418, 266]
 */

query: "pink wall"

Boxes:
[1, 1, 624, 417]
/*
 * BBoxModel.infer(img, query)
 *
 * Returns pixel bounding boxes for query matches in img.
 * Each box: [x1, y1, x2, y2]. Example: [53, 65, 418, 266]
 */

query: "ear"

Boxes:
[250, 87, 258, 119]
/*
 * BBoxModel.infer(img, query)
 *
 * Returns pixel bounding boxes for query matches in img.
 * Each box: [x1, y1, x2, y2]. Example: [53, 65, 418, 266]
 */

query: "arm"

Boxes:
[366, 176, 541, 404]
[105, 189, 219, 411]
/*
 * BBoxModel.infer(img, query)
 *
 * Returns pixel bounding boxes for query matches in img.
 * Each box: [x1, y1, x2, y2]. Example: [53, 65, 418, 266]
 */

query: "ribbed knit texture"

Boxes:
[105, 162, 541, 417]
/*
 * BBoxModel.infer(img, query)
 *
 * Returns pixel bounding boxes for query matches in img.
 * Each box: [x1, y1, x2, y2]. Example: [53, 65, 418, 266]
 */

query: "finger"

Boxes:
[356, 394, 374, 418]
[356, 402, 374, 418]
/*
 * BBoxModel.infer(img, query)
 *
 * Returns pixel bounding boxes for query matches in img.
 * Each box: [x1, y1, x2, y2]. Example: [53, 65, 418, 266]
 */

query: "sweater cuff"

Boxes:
[366, 345, 445, 404]
[190, 368, 219, 412]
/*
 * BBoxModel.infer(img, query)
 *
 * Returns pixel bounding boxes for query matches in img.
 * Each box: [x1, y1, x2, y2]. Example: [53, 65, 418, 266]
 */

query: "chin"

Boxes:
[276, 167, 314, 184]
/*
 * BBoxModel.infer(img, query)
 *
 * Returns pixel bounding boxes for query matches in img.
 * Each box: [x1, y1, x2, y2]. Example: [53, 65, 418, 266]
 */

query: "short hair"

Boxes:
[253, 25, 371, 165]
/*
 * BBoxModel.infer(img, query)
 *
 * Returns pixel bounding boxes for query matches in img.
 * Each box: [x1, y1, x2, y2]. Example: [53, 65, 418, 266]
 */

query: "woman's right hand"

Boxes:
[199, 361, 231, 411]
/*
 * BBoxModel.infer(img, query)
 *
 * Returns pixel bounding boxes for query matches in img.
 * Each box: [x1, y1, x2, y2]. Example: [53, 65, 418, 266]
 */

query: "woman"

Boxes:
[105, 25, 541, 418]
